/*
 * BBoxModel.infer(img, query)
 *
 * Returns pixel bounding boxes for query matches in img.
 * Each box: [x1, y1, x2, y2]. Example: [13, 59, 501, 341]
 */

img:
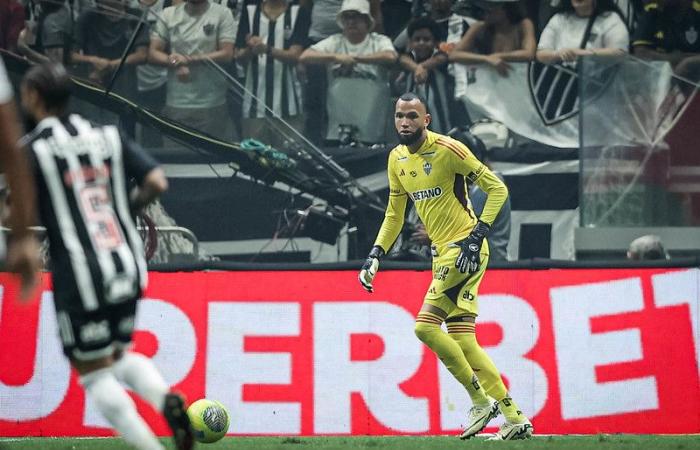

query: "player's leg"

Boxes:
[55, 304, 165, 450]
[415, 249, 492, 424]
[109, 300, 194, 450]
[415, 303, 488, 406]
[110, 300, 169, 411]
[446, 243, 533, 440]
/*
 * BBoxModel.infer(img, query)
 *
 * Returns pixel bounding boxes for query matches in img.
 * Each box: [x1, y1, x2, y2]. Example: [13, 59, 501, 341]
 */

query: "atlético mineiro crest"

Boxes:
[687, 26, 698, 45]
[423, 162, 432, 175]
[528, 60, 618, 125]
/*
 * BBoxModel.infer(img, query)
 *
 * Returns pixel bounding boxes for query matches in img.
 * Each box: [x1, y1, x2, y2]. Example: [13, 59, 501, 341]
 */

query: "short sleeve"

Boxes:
[218, 7, 237, 43]
[537, 14, 561, 50]
[133, 19, 151, 49]
[311, 35, 338, 53]
[152, 7, 171, 43]
[603, 13, 629, 50]
[289, 6, 311, 47]
[393, 28, 408, 53]
[121, 133, 159, 184]
[0, 57, 13, 104]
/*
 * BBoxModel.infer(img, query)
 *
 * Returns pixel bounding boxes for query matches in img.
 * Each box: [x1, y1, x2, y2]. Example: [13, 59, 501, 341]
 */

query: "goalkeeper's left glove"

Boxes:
[453, 220, 490, 274]
[358, 245, 385, 293]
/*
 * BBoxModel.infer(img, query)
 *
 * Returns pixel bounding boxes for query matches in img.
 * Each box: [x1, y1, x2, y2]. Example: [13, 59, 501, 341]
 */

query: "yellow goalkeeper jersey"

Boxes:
[374, 130, 508, 253]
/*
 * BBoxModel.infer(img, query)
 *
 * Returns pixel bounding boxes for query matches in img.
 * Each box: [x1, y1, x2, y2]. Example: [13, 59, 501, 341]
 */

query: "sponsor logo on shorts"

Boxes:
[434, 266, 449, 281]
[80, 320, 110, 343]
[462, 291, 475, 301]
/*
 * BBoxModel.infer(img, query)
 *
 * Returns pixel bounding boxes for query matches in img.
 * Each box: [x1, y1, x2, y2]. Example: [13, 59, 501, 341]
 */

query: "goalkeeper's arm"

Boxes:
[358, 194, 407, 292]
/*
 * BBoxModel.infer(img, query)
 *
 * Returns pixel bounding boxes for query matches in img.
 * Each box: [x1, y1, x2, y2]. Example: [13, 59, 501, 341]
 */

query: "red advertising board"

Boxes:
[0, 267, 698, 437]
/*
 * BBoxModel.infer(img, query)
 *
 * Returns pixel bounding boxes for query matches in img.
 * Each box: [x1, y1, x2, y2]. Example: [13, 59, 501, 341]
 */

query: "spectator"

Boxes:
[72, 0, 149, 94]
[632, 0, 700, 81]
[382, 0, 413, 39]
[299, 0, 397, 144]
[627, 234, 669, 260]
[398, 16, 456, 133]
[236, 0, 311, 147]
[301, 0, 383, 144]
[17, 0, 72, 64]
[0, 0, 25, 52]
[394, 0, 476, 54]
[449, 0, 536, 76]
[136, 0, 171, 148]
[149, 0, 238, 142]
[537, 0, 629, 64]
[536, 0, 643, 35]
[305, 0, 383, 42]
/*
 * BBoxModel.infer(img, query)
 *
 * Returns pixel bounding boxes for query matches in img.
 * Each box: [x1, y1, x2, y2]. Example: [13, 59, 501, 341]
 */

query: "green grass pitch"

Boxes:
[1, 435, 699, 450]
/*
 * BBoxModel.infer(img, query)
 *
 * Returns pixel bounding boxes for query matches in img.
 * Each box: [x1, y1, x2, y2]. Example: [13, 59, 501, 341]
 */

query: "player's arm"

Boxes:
[449, 140, 508, 273]
[359, 152, 408, 292]
[0, 61, 40, 299]
[121, 134, 168, 212]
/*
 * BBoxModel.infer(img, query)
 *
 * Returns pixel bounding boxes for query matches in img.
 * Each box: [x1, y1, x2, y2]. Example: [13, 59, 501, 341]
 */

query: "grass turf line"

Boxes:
[0, 435, 699, 450]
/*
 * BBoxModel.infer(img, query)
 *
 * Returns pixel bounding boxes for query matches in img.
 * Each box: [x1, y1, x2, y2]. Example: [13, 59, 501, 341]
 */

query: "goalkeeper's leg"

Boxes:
[414, 305, 490, 406]
[448, 316, 529, 426]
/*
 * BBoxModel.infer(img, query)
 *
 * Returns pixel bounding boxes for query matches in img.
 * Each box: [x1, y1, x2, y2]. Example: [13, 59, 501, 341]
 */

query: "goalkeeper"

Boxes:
[358, 93, 532, 441]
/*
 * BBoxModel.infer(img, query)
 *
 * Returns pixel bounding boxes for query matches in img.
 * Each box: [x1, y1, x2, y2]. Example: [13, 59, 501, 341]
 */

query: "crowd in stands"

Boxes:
[0, 0, 698, 147]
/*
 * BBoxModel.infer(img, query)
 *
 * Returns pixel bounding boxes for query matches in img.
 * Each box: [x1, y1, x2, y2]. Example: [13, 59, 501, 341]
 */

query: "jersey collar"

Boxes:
[406, 130, 438, 156]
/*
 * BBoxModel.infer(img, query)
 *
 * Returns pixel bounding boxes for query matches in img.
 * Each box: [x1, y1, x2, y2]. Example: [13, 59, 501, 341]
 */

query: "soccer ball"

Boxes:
[186, 399, 230, 443]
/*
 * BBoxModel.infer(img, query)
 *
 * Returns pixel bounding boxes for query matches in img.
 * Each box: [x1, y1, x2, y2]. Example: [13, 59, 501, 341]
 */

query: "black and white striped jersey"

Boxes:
[236, 3, 311, 118]
[23, 114, 158, 312]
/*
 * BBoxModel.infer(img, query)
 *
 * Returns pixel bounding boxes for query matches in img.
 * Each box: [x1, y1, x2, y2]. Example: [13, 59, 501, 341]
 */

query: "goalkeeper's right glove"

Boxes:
[358, 245, 385, 293]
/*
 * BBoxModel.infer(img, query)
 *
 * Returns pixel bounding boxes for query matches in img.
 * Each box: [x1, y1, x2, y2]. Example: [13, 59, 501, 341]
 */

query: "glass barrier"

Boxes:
[579, 55, 700, 227]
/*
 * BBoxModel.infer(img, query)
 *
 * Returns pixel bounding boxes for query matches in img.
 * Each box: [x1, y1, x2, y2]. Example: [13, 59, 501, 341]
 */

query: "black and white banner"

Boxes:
[453, 58, 678, 148]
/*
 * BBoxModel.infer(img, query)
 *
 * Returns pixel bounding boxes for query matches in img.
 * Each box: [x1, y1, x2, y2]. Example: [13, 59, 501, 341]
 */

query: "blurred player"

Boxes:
[358, 93, 533, 440]
[0, 55, 41, 298]
[18, 62, 193, 450]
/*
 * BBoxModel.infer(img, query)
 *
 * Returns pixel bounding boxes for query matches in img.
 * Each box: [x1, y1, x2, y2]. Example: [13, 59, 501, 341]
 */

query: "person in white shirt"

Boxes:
[299, 0, 397, 143]
[537, 0, 629, 63]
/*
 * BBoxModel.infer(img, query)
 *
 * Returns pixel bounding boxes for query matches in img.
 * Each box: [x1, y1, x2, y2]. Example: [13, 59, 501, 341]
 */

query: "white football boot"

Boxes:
[487, 420, 534, 441]
[458, 399, 500, 439]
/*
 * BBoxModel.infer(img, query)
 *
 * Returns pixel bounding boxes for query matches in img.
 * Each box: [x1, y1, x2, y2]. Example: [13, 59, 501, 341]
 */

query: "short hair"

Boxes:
[627, 235, 669, 260]
[406, 16, 440, 41]
[22, 62, 72, 114]
[398, 92, 430, 114]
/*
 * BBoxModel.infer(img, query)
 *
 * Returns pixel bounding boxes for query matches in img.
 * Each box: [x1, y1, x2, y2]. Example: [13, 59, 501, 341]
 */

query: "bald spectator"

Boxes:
[627, 235, 669, 260]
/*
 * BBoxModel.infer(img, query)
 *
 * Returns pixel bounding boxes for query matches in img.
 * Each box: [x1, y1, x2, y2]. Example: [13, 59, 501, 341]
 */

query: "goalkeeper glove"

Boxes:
[453, 220, 490, 274]
[358, 245, 385, 293]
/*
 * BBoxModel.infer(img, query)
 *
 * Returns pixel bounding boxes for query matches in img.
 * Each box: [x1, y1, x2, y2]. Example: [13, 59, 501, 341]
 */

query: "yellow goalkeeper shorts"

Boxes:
[423, 239, 490, 318]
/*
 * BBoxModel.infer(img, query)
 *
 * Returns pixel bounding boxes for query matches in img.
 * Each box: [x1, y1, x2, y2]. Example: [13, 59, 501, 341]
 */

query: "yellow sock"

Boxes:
[415, 312, 490, 406]
[448, 322, 527, 423]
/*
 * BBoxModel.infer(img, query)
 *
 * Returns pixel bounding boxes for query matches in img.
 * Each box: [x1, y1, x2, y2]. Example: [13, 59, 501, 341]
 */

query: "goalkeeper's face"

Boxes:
[395, 99, 431, 146]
